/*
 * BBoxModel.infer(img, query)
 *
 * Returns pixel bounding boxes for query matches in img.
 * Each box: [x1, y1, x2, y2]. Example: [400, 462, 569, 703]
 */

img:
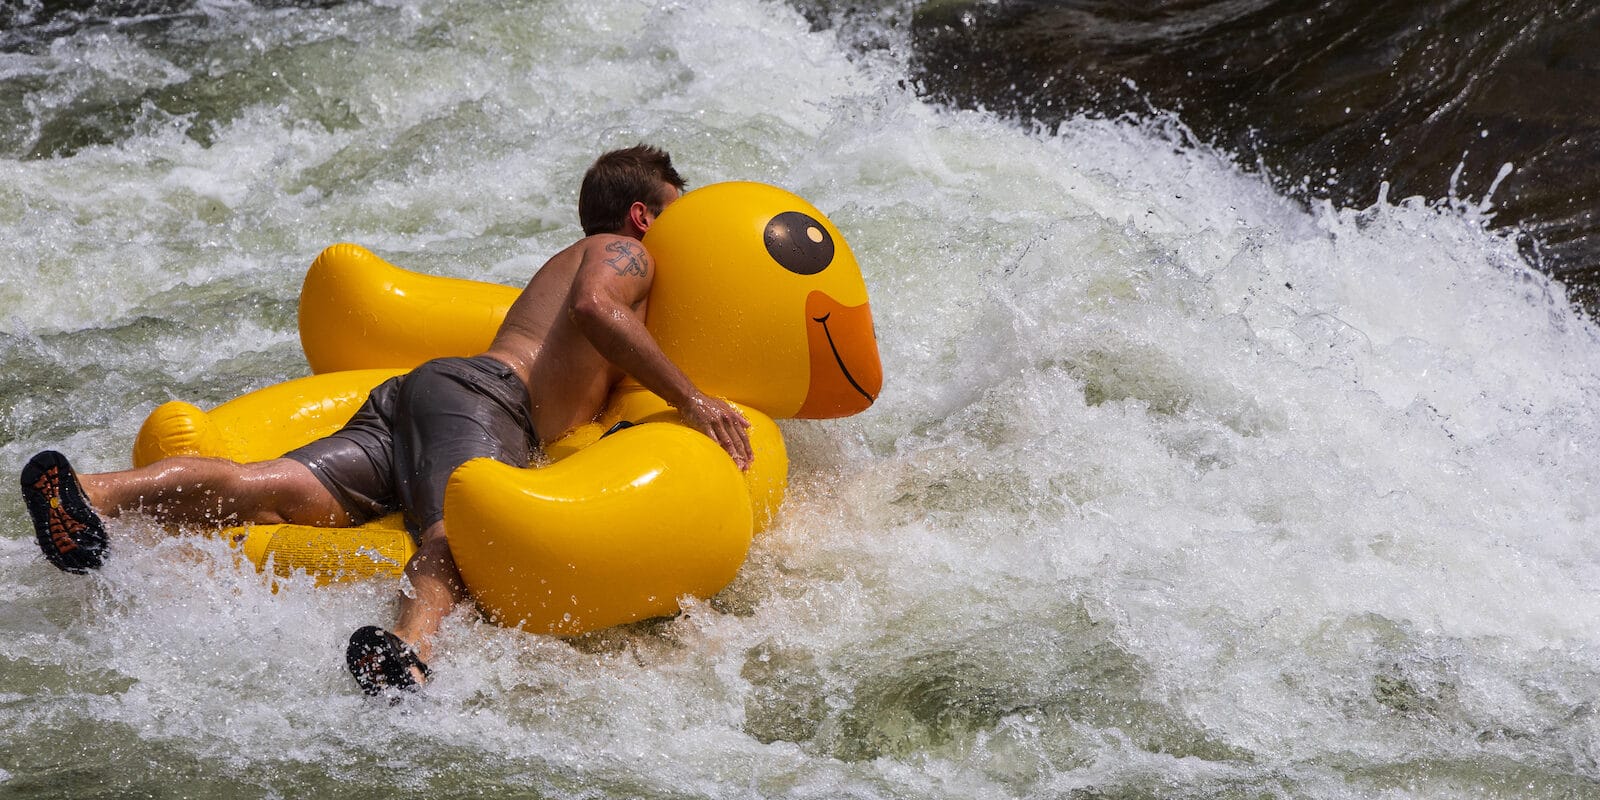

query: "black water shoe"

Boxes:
[20, 451, 108, 573]
[346, 625, 431, 696]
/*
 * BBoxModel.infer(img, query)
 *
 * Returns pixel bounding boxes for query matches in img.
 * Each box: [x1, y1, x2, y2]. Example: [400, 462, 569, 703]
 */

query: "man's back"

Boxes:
[483, 235, 639, 447]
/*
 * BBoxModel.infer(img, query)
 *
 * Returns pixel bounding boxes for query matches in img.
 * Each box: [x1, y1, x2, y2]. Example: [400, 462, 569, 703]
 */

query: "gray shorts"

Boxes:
[282, 355, 537, 537]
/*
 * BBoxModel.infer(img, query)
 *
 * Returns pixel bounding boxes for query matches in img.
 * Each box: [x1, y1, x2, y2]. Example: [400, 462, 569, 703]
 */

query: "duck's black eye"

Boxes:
[763, 211, 833, 275]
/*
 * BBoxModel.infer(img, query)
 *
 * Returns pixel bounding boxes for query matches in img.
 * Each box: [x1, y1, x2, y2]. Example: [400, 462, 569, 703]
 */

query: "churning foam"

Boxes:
[2, 0, 1598, 796]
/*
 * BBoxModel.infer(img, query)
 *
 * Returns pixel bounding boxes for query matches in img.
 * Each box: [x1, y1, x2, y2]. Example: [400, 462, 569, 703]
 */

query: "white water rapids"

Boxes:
[2, 1, 1599, 797]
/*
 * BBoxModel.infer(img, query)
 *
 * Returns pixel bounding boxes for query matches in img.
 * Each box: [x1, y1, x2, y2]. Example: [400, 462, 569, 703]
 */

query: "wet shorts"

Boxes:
[282, 355, 537, 538]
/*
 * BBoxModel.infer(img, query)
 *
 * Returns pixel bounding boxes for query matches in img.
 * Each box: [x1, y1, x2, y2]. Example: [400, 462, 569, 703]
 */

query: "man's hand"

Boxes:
[678, 393, 753, 470]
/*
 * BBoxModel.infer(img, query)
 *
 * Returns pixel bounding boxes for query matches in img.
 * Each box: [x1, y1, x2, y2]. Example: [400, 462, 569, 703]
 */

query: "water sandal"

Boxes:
[346, 625, 431, 695]
[20, 451, 108, 574]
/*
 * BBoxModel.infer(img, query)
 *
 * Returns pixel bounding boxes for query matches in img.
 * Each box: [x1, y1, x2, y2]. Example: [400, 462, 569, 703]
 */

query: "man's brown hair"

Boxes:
[578, 144, 686, 236]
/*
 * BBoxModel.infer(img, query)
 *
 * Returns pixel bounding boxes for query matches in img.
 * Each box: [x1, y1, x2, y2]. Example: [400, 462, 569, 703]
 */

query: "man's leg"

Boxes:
[22, 451, 353, 573]
[84, 456, 353, 527]
[391, 520, 466, 668]
[344, 356, 533, 695]
[345, 520, 464, 693]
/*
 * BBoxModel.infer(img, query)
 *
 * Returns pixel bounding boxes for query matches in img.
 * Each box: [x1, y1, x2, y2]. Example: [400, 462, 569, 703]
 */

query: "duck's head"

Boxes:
[641, 182, 882, 419]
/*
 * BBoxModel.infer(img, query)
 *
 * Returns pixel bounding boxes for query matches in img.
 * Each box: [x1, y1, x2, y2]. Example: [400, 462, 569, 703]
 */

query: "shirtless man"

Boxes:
[19, 145, 752, 694]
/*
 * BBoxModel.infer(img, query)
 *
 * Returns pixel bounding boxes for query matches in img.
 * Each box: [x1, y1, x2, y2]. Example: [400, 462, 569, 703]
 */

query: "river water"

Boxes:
[3, 1, 1600, 798]
[904, 0, 1600, 309]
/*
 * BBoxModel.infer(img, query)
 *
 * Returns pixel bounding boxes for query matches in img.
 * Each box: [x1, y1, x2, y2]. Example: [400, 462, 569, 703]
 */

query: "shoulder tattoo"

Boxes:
[602, 240, 648, 278]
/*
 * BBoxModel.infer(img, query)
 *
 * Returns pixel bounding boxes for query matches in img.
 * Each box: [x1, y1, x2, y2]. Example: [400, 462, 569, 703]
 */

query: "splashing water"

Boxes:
[3, 1, 1599, 797]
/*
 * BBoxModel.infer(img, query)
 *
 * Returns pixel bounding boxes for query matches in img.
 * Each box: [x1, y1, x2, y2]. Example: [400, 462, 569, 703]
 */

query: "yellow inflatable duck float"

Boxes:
[133, 182, 881, 635]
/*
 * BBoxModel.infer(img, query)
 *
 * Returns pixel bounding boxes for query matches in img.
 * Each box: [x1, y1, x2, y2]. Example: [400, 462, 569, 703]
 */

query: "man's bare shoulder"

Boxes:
[579, 234, 653, 280]
[528, 236, 638, 279]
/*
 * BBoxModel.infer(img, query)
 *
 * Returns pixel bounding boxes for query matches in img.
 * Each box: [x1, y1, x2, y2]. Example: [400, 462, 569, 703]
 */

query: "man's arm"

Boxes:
[567, 236, 753, 469]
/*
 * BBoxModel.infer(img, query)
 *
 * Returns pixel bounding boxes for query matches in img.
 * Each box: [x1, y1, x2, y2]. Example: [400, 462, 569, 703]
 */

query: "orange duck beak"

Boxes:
[796, 291, 882, 419]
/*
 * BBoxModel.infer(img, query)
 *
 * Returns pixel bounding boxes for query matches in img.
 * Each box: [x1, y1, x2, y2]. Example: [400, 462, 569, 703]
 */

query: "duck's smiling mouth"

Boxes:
[797, 291, 882, 419]
[813, 312, 876, 403]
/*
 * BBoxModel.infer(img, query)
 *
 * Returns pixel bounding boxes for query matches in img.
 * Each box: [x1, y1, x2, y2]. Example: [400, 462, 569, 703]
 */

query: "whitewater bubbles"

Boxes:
[4, 0, 1600, 796]
[805, 91, 1600, 788]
